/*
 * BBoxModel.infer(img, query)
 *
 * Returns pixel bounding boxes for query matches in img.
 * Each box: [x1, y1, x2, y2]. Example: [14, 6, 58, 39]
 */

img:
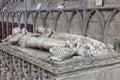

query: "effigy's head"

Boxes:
[12, 27, 22, 35]
[36, 26, 53, 37]
[37, 26, 46, 34]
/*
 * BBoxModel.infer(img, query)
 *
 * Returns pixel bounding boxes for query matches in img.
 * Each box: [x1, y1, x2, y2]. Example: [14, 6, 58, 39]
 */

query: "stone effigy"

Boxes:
[2, 27, 115, 61]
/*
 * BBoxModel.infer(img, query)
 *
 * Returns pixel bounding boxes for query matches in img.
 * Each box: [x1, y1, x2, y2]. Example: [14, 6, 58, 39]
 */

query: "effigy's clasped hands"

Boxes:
[2, 27, 115, 61]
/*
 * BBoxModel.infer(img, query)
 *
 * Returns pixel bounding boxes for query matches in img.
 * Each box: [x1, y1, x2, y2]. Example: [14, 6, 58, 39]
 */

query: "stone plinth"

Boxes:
[0, 43, 120, 80]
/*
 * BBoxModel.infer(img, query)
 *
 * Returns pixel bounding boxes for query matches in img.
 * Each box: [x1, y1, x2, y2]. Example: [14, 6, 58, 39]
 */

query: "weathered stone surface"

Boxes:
[0, 43, 120, 80]
[87, 0, 120, 8]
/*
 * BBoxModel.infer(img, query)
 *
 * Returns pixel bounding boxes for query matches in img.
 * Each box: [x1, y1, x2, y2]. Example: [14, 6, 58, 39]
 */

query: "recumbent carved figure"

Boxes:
[2, 27, 114, 61]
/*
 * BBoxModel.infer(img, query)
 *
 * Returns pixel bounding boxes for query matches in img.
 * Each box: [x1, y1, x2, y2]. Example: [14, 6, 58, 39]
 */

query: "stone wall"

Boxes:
[86, 0, 120, 44]
[87, 0, 120, 8]
[1, 0, 120, 10]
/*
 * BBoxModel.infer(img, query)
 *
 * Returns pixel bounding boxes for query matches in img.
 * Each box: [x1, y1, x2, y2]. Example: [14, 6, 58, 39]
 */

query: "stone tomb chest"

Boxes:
[0, 43, 120, 80]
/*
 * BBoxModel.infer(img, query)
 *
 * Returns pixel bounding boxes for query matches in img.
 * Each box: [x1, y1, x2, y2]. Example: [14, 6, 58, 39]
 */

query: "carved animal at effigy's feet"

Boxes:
[2, 27, 115, 61]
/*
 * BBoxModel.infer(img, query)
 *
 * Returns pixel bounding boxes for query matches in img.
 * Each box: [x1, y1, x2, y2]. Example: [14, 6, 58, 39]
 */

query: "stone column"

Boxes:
[79, 0, 87, 8]
[17, 0, 21, 3]
[87, 0, 95, 8]
[24, 0, 34, 10]
[0, 0, 4, 8]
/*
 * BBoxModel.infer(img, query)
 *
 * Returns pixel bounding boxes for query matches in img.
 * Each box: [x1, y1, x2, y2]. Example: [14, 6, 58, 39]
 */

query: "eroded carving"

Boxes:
[2, 27, 114, 61]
